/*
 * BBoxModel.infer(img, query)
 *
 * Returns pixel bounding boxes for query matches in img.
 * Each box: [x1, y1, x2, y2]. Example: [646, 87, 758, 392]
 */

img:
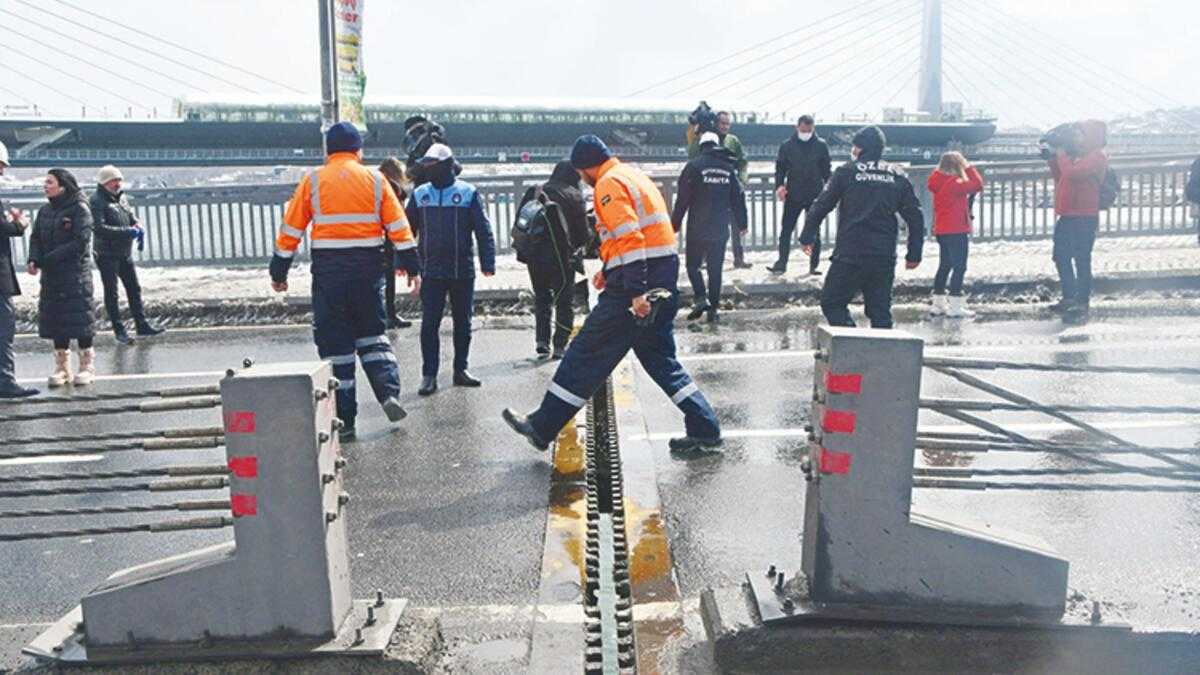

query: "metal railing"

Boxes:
[2, 154, 1196, 267]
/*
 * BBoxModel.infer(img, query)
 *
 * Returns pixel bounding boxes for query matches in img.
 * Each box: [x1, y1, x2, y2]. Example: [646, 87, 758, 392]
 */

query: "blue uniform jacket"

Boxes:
[406, 179, 497, 280]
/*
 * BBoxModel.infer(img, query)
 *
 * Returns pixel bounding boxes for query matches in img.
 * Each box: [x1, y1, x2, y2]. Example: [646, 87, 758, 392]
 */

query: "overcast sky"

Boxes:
[1, 0, 1197, 129]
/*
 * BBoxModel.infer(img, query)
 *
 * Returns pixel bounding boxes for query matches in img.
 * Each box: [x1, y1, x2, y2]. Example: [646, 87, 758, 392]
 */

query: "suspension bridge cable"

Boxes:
[0, 7, 210, 94]
[20, 0, 262, 95]
[940, 66, 973, 109]
[677, 0, 908, 100]
[786, 36, 921, 120]
[0, 80, 38, 107]
[0, 60, 91, 109]
[1, 49, 130, 109]
[754, 12, 924, 109]
[964, 0, 1193, 113]
[624, 0, 890, 98]
[940, 33, 1080, 125]
[941, 58, 1057, 128]
[954, 4, 1200, 133]
[818, 47, 922, 120]
[942, 13, 1135, 119]
[0, 26, 170, 105]
[830, 48, 921, 120]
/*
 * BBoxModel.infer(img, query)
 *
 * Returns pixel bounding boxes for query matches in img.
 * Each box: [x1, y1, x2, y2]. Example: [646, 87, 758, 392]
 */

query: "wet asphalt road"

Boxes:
[629, 310, 1200, 631]
[2, 305, 1199, 671]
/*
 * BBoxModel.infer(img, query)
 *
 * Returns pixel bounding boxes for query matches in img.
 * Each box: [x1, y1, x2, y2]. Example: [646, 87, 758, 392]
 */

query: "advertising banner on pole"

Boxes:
[334, 0, 367, 131]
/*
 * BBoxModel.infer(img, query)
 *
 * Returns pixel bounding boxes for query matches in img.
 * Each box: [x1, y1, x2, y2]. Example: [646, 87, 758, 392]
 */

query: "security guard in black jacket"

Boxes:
[671, 132, 748, 322]
[800, 126, 924, 329]
[769, 115, 832, 275]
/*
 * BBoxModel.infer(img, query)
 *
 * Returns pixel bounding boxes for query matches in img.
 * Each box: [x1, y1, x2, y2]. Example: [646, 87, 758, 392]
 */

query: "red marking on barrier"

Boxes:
[821, 409, 857, 434]
[224, 411, 257, 434]
[228, 456, 258, 478]
[825, 372, 863, 395]
[231, 494, 258, 517]
[819, 448, 853, 475]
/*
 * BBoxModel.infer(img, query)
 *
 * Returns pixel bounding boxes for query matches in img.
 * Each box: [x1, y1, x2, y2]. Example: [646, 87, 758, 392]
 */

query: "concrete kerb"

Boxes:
[700, 584, 1200, 675]
[12, 268, 1200, 335]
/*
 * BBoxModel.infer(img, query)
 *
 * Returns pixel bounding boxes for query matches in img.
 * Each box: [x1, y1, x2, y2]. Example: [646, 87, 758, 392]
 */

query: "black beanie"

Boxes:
[851, 126, 886, 159]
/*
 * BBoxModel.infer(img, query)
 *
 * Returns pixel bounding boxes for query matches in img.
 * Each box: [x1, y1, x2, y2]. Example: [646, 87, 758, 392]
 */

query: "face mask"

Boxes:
[797, 132, 813, 142]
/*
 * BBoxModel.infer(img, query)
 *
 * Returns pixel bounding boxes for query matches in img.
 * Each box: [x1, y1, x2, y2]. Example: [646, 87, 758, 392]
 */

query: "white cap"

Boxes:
[96, 164, 124, 184]
[0, 141, 9, 167]
[699, 132, 720, 147]
[420, 143, 453, 163]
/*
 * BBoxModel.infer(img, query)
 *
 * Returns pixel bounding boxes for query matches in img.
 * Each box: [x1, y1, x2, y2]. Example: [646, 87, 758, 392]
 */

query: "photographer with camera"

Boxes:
[1041, 120, 1109, 318]
[686, 102, 750, 269]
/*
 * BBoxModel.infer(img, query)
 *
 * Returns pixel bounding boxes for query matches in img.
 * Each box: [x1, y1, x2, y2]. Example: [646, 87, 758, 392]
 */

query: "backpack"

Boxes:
[1099, 168, 1120, 210]
[513, 187, 561, 265]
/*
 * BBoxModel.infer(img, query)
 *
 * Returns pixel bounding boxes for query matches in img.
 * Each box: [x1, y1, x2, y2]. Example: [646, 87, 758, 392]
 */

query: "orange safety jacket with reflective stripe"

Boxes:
[270, 152, 419, 281]
[591, 158, 679, 296]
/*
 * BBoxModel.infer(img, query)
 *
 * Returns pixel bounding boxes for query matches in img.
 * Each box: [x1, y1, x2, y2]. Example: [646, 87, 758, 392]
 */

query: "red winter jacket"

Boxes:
[927, 166, 983, 235]
[1050, 120, 1109, 217]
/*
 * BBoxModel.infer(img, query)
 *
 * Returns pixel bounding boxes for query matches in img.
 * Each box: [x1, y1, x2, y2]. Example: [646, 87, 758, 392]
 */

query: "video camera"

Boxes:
[1039, 122, 1085, 160]
[402, 115, 449, 185]
[689, 100, 719, 135]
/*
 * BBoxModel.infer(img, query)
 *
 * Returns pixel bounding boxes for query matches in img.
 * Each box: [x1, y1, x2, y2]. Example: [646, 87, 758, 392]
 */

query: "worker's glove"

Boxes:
[632, 288, 673, 328]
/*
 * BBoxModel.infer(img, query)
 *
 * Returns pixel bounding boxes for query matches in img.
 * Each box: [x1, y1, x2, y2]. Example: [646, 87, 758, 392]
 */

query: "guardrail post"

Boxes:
[26, 361, 404, 662]
[792, 327, 1068, 622]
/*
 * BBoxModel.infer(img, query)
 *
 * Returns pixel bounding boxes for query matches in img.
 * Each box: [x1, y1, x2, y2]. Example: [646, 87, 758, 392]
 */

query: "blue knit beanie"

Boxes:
[326, 121, 364, 154]
[570, 135, 613, 170]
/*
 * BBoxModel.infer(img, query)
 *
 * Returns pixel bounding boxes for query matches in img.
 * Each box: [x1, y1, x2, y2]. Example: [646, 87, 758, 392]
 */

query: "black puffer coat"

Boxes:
[89, 185, 138, 258]
[28, 191, 95, 340]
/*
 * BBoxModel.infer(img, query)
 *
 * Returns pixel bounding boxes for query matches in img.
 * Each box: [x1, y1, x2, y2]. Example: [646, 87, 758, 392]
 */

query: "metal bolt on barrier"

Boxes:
[22, 361, 408, 664]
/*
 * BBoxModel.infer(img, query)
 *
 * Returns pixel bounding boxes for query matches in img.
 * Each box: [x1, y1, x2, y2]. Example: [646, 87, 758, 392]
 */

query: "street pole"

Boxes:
[317, 0, 339, 152]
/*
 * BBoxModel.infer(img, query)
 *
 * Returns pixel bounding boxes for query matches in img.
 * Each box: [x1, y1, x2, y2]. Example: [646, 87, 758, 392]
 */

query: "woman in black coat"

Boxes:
[26, 168, 97, 387]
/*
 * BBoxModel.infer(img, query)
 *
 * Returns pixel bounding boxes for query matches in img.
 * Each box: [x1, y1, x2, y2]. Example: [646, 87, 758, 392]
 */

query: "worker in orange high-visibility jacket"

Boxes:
[504, 135, 721, 453]
[269, 122, 421, 441]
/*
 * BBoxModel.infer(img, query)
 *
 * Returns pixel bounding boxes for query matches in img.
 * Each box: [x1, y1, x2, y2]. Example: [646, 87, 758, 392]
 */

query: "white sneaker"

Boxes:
[74, 347, 96, 386]
[929, 294, 949, 316]
[945, 296, 976, 319]
[48, 349, 72, 388]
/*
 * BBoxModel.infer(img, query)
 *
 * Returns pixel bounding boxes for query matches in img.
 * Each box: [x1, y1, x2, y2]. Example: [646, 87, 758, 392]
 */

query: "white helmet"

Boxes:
[0, 141, 9, 167]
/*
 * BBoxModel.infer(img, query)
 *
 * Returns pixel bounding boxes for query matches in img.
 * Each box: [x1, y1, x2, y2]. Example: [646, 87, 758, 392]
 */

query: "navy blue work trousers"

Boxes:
[420, 277, 475, 377]
[528, 289, 721, 443]
[820, 258, 897, 329]
[312, 274, 402, 427]
[685, 236, 727, 310]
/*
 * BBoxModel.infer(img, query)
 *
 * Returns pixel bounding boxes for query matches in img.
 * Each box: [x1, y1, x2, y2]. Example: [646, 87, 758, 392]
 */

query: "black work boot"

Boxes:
[668, 435, 724, 452]
[454, 370, 482, 387]
[113, 324, 135, 345]
[766, 262, 787, 274]
[706, 308, 720, 323]
[389, 314, 413, 329]
[338, 420, 357, 443]
[686, 304, 710, 321]
[418, 376, 438, 396]
[382, 397, 407, 422]
[135, 319, 165, 337]
[0, 382, 39, 399]
[536, 342, 551, 361]
[551, 345, 567, 360]
[502, 408, 550, 451]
